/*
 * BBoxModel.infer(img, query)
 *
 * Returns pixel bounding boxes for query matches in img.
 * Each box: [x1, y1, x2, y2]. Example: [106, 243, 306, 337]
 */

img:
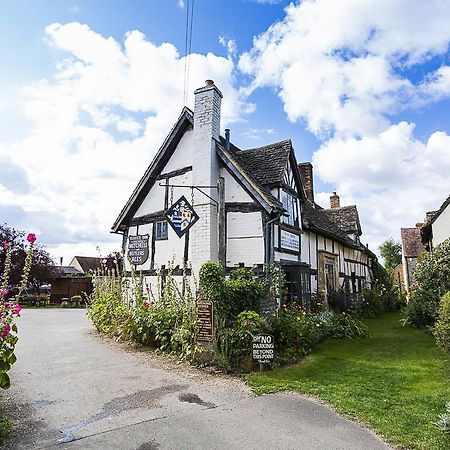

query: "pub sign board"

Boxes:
[165, 196, 199, 238]
[128, 234, 150, 265]
[252, 334, 274, 364]
[197, 300, 214, 342]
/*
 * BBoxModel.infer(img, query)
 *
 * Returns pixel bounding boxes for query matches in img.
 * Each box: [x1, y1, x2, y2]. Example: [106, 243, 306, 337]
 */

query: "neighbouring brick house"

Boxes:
[112, 80, 377, 308]
[400, 227, 427, 292]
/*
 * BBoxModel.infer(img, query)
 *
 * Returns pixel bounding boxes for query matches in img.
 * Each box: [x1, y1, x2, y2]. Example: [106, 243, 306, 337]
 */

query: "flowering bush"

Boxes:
[0, 233, 35, 389]
[434, 292, 450, 353]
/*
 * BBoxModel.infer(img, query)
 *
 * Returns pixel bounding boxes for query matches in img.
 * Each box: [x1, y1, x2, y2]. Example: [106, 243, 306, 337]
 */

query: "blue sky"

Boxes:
[1, 0, 450, 261]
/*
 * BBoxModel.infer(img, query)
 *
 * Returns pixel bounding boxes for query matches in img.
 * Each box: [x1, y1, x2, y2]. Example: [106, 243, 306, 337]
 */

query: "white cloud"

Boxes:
[313, 123, 450, 251]
[241, 128, 275, 140]
[239, 0, 450, 138]
[1, 22, 251, 261]
[239, 0, 450, 253]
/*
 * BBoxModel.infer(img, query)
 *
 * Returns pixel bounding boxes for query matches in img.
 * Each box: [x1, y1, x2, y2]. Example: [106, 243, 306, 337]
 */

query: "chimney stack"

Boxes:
[298, 162, 314, 202]
[330, 192, 340, 209]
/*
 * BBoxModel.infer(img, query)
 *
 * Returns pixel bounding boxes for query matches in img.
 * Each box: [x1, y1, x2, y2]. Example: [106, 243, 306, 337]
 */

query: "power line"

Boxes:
[183, 0, 195, 106]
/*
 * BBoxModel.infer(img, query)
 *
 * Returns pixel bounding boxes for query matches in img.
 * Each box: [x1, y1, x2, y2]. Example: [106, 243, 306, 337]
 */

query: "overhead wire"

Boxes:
[182, 0, 195, 106]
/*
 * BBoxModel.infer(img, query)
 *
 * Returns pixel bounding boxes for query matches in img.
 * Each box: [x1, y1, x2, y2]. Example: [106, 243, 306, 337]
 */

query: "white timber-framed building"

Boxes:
[112, 80, 377, 308]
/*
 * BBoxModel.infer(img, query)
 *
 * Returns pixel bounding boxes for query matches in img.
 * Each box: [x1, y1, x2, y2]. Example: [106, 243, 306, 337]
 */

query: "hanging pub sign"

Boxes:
[165, 195, 199, 238]
[128, 234, 150, 265]
[252, 334, 274, 364]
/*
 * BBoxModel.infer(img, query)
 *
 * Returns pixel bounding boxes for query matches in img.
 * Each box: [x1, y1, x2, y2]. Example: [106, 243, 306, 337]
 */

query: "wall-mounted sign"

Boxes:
[128, 234, 150, 265]
[197, 301, 214, 342]
[165, 196, 199, 238]
[280, 230, 300, 252]
[252, 334, 274, 364]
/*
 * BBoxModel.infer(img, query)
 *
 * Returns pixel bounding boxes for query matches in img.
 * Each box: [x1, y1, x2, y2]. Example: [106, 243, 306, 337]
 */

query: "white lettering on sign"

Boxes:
[252, 334, 274, 364]
[280, 230, 300, 252]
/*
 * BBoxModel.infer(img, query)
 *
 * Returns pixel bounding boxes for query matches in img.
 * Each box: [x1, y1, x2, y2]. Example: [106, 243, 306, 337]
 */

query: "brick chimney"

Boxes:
[330, 192, 340, 209]
[298, 162, 314, 202]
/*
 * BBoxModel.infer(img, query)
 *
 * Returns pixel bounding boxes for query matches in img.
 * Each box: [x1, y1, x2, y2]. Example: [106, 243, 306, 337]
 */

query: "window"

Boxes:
[283, 266, 311, 309]
[155, 221, 168, 240]
[281, 190, 299, 227]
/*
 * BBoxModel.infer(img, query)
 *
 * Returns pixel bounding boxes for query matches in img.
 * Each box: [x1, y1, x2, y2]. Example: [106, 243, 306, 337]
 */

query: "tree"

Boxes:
[0, 224, 61, 292]
[379, 238, 402, 274]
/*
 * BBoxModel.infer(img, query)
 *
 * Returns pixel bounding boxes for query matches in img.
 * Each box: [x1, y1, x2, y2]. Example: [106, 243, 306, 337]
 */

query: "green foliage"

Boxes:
[236, 310, 266, 334]
[414, 237, 450, 297]
[271, 304, 322, 361]
[88, 262, 199, 361]
[352, 289, 384, 318]
[434, 292, 450, 353]
[0, 417, 12, 446]
[316, 311, 368, 339]
[217, 327, 252, 370]
[247, 312, 450, 450]
[379, 238, 402, 273]
[216, 311, 267, 370]
[401, 288, 440, 329]
[0, 323, 18, 389]
[87, 275, 132, 336]
[199, 261, 266, 326]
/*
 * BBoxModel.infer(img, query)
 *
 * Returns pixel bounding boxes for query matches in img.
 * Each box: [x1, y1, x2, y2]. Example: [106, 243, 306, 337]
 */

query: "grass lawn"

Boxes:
[247, 312, 450, 450]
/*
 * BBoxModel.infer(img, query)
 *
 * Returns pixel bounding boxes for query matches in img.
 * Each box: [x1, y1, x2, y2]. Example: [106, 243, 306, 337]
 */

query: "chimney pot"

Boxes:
[225, 128, 230, 150]
[330, 192, 340, 209]
[205, 79, 214, 87]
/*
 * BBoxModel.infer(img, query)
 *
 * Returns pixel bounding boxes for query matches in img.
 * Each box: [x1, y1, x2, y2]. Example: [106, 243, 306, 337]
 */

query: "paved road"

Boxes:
[2, 310, 390, 450]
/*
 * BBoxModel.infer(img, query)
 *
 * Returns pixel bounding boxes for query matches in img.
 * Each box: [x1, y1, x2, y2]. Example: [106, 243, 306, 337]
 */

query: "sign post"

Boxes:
[252, 334, 274, 371]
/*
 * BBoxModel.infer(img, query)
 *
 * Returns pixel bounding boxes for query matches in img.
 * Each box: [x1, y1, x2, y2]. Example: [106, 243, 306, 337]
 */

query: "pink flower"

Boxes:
[14, 304, 22, 315]
[3, 241, 8, 250]
[27, 233, 37, 244]
[0, 288, 8, 298]
[1, 323, 11, 339]
[3, 302, 10, 309]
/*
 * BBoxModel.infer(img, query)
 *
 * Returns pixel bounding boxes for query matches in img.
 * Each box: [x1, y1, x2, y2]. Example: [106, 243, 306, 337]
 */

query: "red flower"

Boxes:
[27, 233, 37, 244]
[1, 323, 11, 339]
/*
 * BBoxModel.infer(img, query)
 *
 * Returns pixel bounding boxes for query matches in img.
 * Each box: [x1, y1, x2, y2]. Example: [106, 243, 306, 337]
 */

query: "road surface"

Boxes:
[2, 309, 390, 449]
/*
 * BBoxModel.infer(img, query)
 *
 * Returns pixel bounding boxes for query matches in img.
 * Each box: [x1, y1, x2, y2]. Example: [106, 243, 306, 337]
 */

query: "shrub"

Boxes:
[217, 327, 252, 370]
[271, 304, 322, 361]
[317, 311, 368, 339]
[87, 275, 132, 336]
[414, 237, 450, 296]
[434, 292, 450, 353]
[236, 310, 266, 334]
[351, 289, 384, 318]
[199, 262, 266, 326]
[401, 288, 440, 329]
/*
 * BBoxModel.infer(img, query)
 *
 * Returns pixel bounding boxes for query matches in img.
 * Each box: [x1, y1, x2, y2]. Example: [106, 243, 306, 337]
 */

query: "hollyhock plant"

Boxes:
[0, 233, 35, 390]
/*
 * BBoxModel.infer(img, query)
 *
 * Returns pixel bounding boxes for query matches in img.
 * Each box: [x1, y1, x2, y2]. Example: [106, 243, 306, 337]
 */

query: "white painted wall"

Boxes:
[226, 211, 264, 266]
[433, 205, 450, 247]
[220, 168, 254, 202]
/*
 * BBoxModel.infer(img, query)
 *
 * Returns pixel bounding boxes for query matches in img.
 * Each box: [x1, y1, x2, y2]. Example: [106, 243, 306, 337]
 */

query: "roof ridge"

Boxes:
[240, 138, 292, 153]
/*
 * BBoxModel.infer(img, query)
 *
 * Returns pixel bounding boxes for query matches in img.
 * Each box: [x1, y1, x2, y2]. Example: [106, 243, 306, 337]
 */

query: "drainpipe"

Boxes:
[264, 215, 280, 279]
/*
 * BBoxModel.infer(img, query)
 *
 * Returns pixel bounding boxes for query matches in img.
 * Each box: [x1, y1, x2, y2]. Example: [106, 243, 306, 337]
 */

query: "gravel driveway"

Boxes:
[2, 309, 391, 449]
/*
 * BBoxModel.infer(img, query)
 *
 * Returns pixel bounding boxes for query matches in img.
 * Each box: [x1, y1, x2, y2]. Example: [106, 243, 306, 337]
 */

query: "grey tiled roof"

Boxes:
[233, 139, 292, 186]
[72, 256, 103, 273]
[322, 205, 361, 235]
[401, 228, 427, 258]
[302, 201, 358, 248]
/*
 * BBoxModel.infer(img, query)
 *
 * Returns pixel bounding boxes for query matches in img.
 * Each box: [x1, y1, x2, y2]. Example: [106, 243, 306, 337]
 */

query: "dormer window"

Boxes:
[281, 190, 299, 227]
